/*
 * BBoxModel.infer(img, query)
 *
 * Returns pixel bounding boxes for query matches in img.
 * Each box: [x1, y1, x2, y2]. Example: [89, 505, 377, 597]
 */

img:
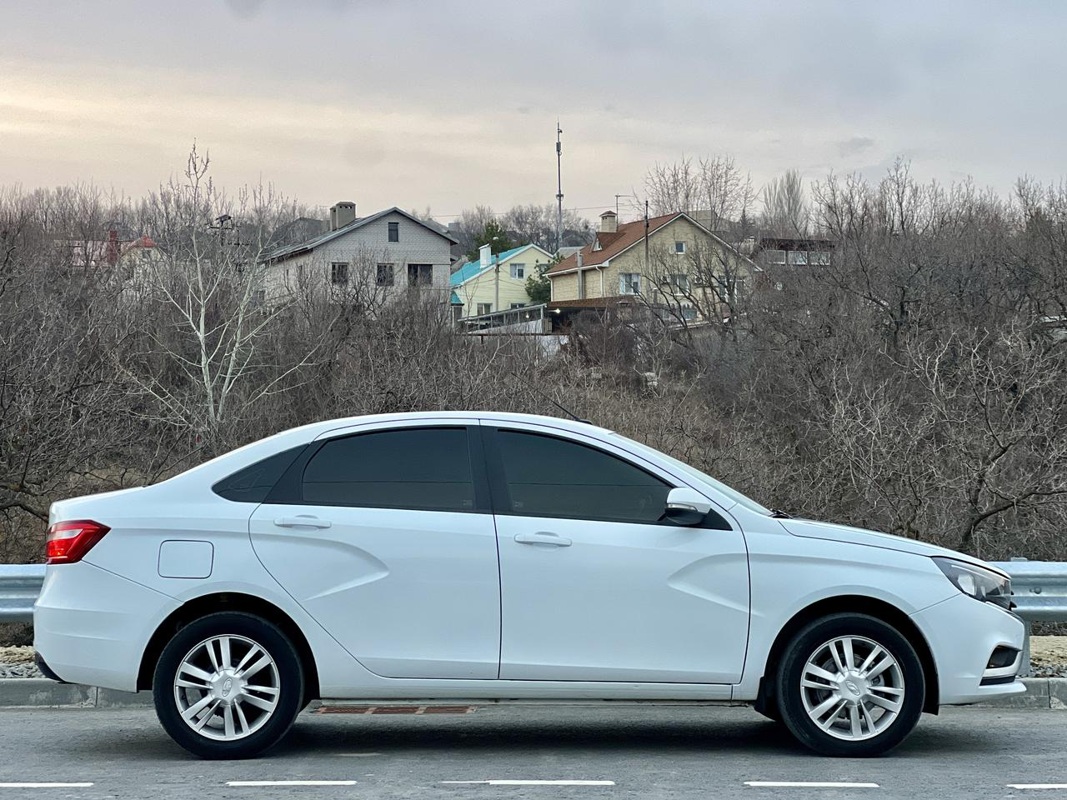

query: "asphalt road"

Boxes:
[0, 704, 1063, 799]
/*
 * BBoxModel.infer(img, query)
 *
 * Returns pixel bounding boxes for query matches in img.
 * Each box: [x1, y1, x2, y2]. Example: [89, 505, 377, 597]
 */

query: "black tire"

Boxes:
[153, 612, 304, 759]
[775, 613, 925, 757]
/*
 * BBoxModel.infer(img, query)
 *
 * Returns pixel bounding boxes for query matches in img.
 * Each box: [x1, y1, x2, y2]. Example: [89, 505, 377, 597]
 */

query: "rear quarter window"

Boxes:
[212, 446, 307, 503]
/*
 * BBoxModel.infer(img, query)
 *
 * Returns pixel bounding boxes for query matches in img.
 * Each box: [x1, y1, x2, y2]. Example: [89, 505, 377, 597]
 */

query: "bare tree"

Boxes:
[760, 169, 810, 236]
[118, 146, 323, 454]
[643, 155, 756, 235]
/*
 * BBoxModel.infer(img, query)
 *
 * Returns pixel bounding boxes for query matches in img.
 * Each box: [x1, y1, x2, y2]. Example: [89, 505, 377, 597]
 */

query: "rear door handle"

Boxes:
[274, 516, 332, 529]
[514, 532, 572, 547]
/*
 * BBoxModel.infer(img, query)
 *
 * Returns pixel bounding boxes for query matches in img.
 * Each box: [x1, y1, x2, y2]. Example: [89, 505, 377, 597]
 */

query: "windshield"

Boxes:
[611, 433, 772, 516]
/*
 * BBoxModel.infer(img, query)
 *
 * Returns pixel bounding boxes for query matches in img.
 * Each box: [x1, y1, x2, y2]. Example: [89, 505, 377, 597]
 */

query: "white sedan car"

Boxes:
[34, 412, 1024, 759]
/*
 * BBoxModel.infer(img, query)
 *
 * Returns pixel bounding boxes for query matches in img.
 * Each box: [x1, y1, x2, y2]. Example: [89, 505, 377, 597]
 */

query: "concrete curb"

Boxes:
[0, 677, 1065, 710]
[0, 679, 152, 708]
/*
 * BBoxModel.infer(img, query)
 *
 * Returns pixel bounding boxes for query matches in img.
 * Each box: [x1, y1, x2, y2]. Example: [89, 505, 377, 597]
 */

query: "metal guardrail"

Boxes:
[0, 564, 45, 624]
[2, 560, 1065, 627]
[991, 561, 1067, 623]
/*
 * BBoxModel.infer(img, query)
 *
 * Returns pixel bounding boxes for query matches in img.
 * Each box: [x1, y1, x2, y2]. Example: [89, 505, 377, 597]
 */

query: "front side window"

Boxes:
[671, 273, 689, 292]
[674, 241, 686, 254]
[388, 221, 400, 242]
[331, 262, 349, 285]
[476, 302, 492, 315]
[376, 263, 395, 286]
[492, 430, 671, 524]
[510, 263, 525, 279]
[302, 427, 475, 512]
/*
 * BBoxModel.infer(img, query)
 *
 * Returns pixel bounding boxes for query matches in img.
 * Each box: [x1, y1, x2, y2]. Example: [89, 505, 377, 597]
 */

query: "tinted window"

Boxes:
[213, 446, 306, 503]
[494, 430, 670, 524]
[302, 427, 475, 512]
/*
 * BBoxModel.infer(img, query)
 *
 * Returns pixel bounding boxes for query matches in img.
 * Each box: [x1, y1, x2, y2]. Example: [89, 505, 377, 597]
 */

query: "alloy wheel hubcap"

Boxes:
[173, 634, 281, 741]
[799, 635, 905, 741]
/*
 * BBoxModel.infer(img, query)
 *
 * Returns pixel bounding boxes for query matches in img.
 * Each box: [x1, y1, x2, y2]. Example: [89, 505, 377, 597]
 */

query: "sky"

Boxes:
[0, 0, 1064, 224]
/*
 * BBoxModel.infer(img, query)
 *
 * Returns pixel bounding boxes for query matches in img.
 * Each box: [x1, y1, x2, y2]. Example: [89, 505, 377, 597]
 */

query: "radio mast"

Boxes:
[555, 121, 563, 254]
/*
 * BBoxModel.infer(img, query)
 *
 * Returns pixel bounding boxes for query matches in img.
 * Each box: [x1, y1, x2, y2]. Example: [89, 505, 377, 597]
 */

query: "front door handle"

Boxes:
[274, 516, 332, 529]
[514, 532, 572, 547]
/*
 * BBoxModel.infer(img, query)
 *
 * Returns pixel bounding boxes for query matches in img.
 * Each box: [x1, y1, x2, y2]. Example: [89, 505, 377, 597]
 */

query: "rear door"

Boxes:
[249, 422, 501, 680]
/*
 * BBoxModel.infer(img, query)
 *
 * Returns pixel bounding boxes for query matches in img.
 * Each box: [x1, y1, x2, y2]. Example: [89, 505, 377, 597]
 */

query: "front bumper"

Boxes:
[33, 561, 179, 692]
[911, 592, 1026, 705]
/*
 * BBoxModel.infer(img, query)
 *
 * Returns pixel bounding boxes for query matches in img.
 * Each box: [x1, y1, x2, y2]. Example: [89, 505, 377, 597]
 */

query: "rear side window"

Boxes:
[301, 427, 475, 512]
[492, 430, 670, 524]
[213, 446, 306, 503]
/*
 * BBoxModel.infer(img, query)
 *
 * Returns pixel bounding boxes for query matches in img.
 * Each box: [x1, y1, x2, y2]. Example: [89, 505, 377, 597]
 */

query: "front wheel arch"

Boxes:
[756, 596, 939, 718]
[138, 592, 320, 705]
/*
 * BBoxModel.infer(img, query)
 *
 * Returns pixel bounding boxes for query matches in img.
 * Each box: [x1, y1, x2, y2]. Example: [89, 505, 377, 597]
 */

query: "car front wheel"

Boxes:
[152, 612, 304, 759]
[775, 613, 925, 757]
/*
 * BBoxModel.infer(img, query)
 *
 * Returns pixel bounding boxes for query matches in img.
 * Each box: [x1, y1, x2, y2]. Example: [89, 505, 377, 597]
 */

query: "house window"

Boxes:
[674, 241, 686, 254]
[388, 222, 400, 242]
[407, 263, 433, 287]
[681, 305, 697, 321]
[477, 303, 492, 315]
[670, 273, 689, 292]
[253, 289, 266, 306]
[787, 251, 808, 266]
[619, 273, 641, 295]
[509, 302, 525, 309]
[376, 263, 395, 286]
[765, 249, 787, 265]
[510, 262, 525, 279]
[810, 251, 831, 266]
[331, 262, 349, 285]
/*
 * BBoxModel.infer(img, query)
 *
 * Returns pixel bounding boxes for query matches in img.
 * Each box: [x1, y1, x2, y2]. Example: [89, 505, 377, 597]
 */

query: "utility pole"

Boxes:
[615, 194, 623, 216]
[555, 121, 563, 254]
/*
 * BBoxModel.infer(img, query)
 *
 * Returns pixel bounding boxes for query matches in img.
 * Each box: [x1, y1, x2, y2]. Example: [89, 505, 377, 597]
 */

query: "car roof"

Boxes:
[160, 412, 615, 488]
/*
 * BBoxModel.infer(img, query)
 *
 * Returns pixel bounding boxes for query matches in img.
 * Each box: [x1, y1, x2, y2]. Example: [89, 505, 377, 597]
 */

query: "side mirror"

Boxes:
[663, 487, 714, 527]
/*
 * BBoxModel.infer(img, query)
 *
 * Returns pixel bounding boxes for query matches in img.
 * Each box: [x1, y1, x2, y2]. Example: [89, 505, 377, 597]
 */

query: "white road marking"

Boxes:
[227, 780, 357, 787]
[439, 785, 614, 789]
[333, 753, 382, 757]
[745, 782, 880, 789]
[1008, 786, 1067, 791]
[0, 784, 94, 789]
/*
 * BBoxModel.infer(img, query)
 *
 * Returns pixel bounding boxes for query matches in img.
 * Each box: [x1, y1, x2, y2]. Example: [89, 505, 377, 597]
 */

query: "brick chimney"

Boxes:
[329, 201, 356, 231]
[105, 229, 120, 266]
[599, 210, 618, 234]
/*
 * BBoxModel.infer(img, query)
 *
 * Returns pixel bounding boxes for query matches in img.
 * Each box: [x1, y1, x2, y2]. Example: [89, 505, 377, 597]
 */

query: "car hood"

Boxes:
[778, 518, 1004, 575]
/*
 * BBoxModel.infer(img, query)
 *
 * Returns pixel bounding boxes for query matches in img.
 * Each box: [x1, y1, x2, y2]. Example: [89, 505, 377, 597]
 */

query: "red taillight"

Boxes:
[46, 520, 110, 564]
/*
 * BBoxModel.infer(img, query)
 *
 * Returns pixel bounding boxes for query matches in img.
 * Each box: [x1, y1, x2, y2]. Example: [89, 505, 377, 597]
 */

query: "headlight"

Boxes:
[933, 557, 1013, 610]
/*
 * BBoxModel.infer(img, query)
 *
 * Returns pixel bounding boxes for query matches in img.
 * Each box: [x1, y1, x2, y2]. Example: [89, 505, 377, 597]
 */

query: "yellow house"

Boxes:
[546, 211, 755, 324]
[450, 243, 554, 319]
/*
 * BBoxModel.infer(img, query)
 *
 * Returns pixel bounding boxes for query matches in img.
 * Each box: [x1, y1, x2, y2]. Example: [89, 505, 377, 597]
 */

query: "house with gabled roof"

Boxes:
[546, 210, 757, 324]
[261, 202, 457, 307]
[450, 242, 554, 320]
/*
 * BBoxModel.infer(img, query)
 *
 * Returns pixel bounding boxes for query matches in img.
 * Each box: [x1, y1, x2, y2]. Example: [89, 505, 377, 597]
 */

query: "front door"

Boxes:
[249, 423, 500, 680]
[486, 426, 750, 684]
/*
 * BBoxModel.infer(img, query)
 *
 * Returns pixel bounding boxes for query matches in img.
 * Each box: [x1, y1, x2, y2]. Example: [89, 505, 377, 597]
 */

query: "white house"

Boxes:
[262, 202, 457, 308]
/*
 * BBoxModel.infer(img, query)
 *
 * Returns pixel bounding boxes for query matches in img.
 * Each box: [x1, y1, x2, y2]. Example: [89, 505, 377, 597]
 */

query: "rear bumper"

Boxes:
[911, 592, 1027, 705]
[33, 562, 179, 692]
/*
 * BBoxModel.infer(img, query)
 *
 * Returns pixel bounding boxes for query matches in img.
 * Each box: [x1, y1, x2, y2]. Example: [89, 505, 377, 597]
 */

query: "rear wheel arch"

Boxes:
[756, 595, 939, 717]
[137, 592, 320, 704]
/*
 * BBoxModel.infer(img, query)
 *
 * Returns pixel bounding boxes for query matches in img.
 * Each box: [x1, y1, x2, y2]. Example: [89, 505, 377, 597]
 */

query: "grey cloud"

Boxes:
[837, 137, 876, 157]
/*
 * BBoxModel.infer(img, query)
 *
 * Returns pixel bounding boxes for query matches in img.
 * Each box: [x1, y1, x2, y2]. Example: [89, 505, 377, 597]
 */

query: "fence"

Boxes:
[0, 564, 45, 625]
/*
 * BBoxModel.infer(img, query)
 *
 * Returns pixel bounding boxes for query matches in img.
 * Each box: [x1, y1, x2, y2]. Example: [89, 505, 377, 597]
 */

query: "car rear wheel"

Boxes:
[153, 612, 304, 759]
[775, 613, 925, 757]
